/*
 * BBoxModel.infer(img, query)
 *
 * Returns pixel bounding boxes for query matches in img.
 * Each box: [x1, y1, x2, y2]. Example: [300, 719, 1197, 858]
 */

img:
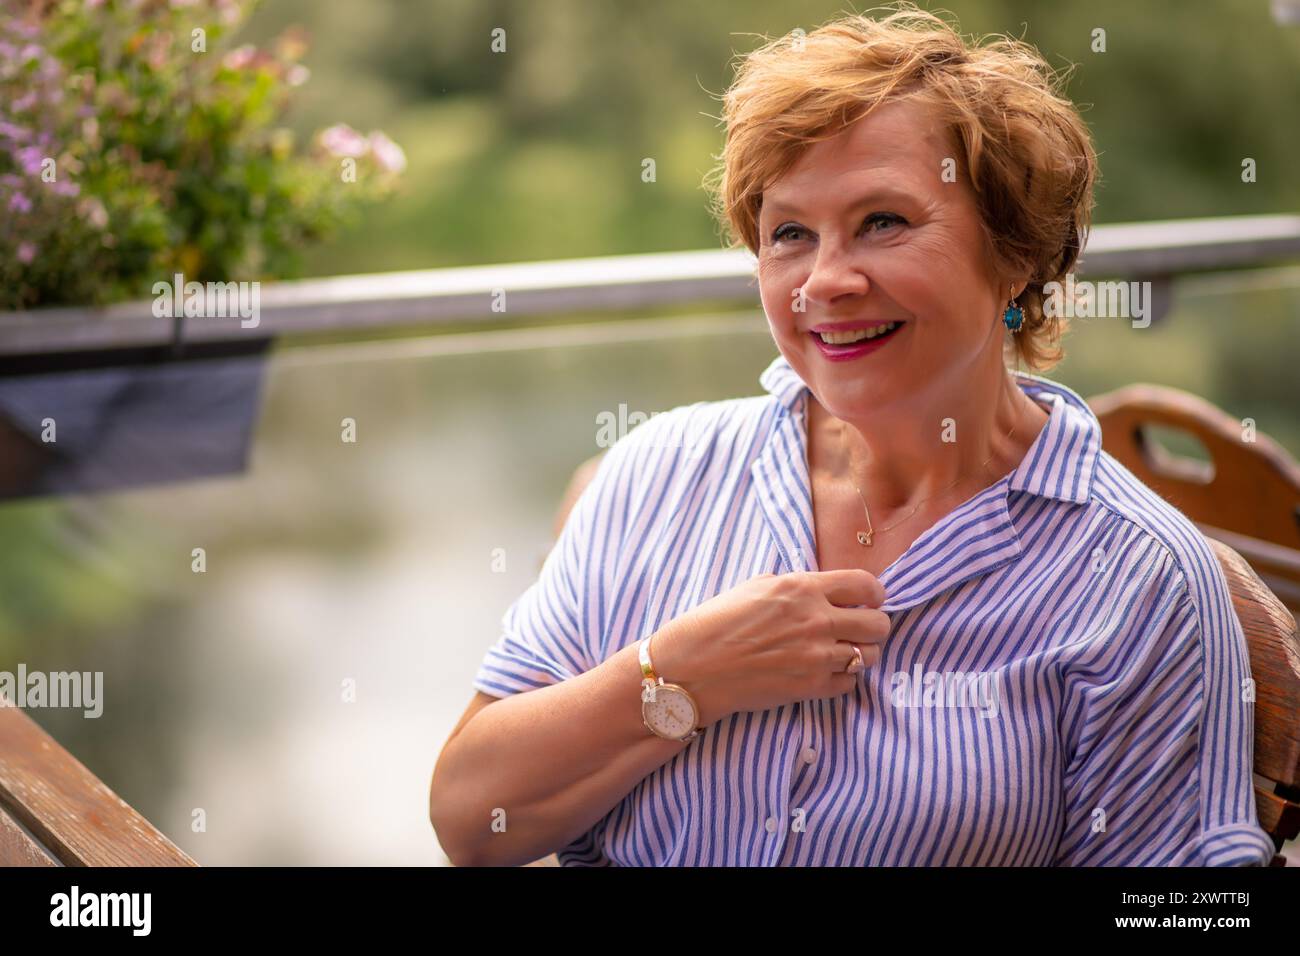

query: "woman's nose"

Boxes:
[798, 245, 870, 307]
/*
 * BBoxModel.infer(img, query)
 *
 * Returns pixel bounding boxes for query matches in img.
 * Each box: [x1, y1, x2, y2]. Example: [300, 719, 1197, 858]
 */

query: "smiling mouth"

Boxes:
[813, 321, 904, 345]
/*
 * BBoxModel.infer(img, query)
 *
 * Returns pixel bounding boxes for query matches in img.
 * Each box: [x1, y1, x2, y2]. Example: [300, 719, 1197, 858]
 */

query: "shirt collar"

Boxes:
[757, 353, 1100, 505]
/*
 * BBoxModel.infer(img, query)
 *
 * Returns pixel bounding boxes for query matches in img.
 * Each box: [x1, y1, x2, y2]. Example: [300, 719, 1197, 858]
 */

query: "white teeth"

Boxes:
[818, 322, 900, 345]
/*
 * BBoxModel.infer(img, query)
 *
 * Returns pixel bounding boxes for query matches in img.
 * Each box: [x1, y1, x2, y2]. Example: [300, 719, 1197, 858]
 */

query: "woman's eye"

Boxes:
[769, 213, 906, 245]
[863, 212, 906, 233]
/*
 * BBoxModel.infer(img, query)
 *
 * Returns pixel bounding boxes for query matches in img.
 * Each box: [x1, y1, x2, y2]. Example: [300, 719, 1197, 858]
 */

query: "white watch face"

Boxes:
[643, 684, 697, 738]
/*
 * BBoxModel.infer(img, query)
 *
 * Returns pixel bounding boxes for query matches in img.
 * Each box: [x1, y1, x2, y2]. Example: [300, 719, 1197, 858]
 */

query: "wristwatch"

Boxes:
[638, 634, 705, 742]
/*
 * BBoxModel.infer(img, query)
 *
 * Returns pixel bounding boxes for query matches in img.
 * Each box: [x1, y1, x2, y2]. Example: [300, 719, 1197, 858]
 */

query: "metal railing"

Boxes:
[1, 214, 1298, 358]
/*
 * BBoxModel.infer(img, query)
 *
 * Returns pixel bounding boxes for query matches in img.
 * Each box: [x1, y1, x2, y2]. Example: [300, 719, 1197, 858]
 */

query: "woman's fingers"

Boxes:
[812, 568, 887, 609]
[829, 640, 881, 672]
[828, 641, 863, 673]
[826, 603, 892, 645]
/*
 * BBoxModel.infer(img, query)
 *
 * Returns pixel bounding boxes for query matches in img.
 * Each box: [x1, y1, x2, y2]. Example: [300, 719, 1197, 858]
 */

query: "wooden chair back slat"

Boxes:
[1089, 384, 1300, 552]
[1255, 784, 1300, 849]
[1199, 522, 1300, 611]
[1207, 537, 1300, 790]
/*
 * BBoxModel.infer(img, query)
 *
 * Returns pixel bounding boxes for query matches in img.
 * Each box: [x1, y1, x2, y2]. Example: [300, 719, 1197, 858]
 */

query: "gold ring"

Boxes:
[845, 645, 864, 674]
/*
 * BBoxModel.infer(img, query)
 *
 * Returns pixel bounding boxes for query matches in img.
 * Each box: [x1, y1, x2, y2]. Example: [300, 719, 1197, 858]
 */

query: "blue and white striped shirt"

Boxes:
[472, 354, 1274, 866]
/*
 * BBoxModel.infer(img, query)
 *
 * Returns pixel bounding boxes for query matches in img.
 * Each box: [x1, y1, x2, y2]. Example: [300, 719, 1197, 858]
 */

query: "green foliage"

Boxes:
[0, 0, 404, 310]
[231, 0, 1300, 276]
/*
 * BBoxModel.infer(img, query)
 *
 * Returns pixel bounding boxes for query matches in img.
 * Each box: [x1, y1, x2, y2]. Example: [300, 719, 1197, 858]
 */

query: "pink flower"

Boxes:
[367, 131, 406, 174]
[274, 27, 309, 62]
[215, 0, 242, 26]
[16, 242, 36, 265]
[8, 193, 32, 213]
[222, 45, 258, 71]
[286, 64, 310, 87]
[318, 123, 368, 158]
[78, 197, 109, 229]
[145, 33, 171, 71]
[16, 146, 45, 176]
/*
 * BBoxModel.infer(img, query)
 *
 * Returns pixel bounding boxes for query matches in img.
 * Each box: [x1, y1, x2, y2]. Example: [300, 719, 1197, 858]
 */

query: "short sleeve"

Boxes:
[470, 433, 636, 699]
[1054, 553, 1274, 866]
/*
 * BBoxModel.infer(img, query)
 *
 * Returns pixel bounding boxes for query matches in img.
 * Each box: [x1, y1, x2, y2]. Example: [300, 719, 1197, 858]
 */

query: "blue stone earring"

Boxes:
[1002, 288, 1024, 332]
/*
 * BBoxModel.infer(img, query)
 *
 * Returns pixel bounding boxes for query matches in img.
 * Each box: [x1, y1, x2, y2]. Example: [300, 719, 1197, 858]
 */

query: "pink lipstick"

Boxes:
[808, 322, 906, 362]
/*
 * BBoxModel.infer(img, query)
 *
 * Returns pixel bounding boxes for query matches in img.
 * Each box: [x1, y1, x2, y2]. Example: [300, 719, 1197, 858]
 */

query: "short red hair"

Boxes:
[705, 3, 1098, 371]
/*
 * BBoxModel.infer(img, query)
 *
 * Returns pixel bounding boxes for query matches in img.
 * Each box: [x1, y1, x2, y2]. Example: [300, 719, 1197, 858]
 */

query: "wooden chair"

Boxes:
[0, 704, 195, 866]
[1090, 384, 1300, 866]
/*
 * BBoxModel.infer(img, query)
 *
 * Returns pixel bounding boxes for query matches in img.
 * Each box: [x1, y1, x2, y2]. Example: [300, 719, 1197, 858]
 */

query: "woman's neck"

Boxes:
[808, 368, 1051, 512]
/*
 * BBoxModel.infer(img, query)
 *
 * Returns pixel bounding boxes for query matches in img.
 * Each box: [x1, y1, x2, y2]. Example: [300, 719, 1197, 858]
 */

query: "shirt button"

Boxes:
[802, 747, 817, 764]
[765, 817, 778, 833]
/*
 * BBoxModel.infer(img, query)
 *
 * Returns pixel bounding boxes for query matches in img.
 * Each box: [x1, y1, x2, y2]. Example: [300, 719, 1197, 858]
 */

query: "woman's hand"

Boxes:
[650, 569, 891, 727]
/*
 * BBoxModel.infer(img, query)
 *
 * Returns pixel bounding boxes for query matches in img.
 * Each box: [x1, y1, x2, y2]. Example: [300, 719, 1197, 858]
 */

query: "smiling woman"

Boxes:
[429, 3, 1275, 867]
[747, 93, 1062, 581]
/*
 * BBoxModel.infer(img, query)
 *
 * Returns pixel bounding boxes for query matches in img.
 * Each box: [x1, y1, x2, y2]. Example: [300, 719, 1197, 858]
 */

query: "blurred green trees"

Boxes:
[238, 0, 1300, 275]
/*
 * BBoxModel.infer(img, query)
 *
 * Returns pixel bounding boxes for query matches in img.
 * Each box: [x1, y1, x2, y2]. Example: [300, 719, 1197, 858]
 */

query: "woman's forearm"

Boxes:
[429, 639, 697, 867]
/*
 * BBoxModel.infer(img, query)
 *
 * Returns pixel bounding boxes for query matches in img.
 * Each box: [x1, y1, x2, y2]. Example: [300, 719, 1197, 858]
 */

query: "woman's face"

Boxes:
[756, 96, 1011, 422]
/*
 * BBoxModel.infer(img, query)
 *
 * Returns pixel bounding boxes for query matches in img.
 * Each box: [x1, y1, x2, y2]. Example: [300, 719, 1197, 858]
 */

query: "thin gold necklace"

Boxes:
[839, 417, 1017, 547]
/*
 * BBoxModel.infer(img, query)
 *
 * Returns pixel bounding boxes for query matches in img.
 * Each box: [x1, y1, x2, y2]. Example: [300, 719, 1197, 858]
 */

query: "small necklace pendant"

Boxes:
[857, 530, 873, 546]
